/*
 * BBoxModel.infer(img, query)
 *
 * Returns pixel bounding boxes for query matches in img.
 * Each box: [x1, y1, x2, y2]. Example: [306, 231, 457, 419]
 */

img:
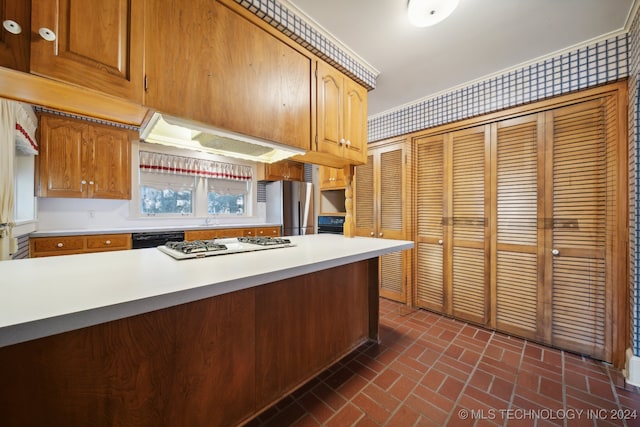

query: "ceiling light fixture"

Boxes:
[407, 0, 460, 28]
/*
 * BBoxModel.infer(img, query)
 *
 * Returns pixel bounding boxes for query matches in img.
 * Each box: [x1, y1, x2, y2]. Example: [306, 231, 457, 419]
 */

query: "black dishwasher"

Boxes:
[131, 231, 185, 249]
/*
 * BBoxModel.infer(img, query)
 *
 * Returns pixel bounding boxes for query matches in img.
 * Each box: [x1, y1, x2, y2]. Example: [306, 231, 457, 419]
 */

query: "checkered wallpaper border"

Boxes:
[368, 34, 629, 142]
[234, 0, 377, 90]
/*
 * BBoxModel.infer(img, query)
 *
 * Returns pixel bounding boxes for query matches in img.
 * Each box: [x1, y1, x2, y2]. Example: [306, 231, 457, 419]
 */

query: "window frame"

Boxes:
[131, 141, 258, 220]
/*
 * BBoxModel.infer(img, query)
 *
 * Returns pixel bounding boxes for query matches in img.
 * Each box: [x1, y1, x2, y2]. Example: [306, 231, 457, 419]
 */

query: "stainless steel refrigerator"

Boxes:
[265, 181, 314, 236]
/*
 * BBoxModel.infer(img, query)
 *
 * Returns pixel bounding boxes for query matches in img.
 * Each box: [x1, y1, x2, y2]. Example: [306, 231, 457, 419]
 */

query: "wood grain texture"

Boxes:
[144, 0, 311, 150]
[30, 0, 144, 102]
[37, 113, 132, 200]
[0, 260, 378, 425]
[0, 0, 31, 71]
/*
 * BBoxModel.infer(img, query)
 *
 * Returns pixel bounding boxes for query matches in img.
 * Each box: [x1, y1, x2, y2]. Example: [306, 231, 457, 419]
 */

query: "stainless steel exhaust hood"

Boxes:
[139, 112, 306, 163]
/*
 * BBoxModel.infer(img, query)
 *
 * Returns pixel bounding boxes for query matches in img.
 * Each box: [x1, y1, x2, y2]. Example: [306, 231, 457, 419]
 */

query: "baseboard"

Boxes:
[624, 348, 640, 387]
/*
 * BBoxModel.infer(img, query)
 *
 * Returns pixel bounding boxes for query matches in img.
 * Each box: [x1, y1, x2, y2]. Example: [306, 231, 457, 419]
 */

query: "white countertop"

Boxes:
[0, 234, 413, 348]
[30, 223, 283, 237]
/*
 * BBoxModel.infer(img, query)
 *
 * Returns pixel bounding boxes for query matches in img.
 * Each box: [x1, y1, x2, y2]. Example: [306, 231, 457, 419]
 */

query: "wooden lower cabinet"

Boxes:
[413, 82, 627, 365]
[30, 234, 132, 257]
[184, 226, 280, 241]
[0, 259, 377, 426]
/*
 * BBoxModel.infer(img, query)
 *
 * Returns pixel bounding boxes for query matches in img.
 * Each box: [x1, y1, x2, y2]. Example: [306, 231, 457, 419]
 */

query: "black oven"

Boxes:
[317, 216, 345, 235]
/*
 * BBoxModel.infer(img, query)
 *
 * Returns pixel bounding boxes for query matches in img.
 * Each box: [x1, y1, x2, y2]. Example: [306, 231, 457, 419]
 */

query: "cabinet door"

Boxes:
[286, 162, 304, 182]
[30, 0, 144, 102]
[415, 134, 446, 312]
[545, 99, 612, 361]
[450, 125, 490, 325]
[354, 155, 374, 237]
[37, 115, 88, 198]
[492, 114, 543, 339]
[378, 144, 407, 301]
[316, 61, 343, 158]
[343, 78, 367, 164]
[145, 0, 311, 150]
[0, 0, 30, 71]
[89, 124, 131, 199]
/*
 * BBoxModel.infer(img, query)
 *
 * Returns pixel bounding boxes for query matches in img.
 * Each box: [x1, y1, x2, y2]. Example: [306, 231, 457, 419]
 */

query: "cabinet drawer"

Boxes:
[32, 237, 85, 254]
[86, 234, 132, 251]
[185, 230, 218, 241]
[255, 227, 280, 237]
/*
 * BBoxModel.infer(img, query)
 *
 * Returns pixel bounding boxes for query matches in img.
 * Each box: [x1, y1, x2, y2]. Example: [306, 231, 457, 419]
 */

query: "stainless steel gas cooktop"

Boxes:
[157, 237, 294, 259]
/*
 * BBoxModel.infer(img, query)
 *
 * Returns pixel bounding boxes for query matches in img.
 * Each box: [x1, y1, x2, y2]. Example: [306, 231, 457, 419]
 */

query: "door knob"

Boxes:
[38, 27, 56, 41]
[370, 231, 374, 237]
[378, 232, 383, 237]
[438, 239, 443, 245]
[105, 240, 111, 245]
[551, 249, 560, 256]
[2, 20, 22, 34]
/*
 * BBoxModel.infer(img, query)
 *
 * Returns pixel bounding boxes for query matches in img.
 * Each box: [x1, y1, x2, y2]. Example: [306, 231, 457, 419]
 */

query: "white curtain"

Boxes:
[139, 151, 252, 181]
[0, 99, 17, 260]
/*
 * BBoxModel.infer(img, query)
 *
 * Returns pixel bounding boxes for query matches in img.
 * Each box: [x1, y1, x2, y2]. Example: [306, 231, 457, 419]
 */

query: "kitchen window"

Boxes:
[137, 150, 253, 218]
[140, 175, 194, 216]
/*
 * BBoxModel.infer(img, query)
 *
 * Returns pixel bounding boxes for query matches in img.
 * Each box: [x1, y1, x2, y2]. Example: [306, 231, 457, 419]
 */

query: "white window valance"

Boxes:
[15, 102, 38, 155]
[139, 151, 252, 181]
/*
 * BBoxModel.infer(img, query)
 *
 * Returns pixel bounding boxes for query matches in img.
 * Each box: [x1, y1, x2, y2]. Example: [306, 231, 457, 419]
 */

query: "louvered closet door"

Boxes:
[354, 155, 375, 237]
[492, 114, 543, 339]
[545, 98, 612, 362]
[415, 135, 446, 312]
[450, 125, 490, 324]
[379, 144, 407, 301]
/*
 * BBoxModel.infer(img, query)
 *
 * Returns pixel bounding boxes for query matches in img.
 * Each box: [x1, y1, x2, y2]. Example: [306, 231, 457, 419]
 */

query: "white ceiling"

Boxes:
[285, 0, 637, 117]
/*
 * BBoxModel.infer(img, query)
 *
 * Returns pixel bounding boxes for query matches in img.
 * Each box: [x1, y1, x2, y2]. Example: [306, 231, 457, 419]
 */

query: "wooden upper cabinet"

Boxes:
[0, 0, 30, 71]
[319, 166, 346, 189]
[37, 114, 132, 199]
[30, 0, 144, 102]
[144, 0, 312, 150]
[258, 160, 304, 181]
[316, 60, 368, 164]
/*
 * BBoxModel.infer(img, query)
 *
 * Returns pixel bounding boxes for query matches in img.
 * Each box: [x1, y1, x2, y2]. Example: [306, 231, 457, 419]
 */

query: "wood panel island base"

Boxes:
[0, 258, 381, 426]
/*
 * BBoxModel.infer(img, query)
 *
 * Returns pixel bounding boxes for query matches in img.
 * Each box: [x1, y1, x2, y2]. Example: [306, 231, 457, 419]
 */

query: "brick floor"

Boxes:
[247, 298, 640, 427]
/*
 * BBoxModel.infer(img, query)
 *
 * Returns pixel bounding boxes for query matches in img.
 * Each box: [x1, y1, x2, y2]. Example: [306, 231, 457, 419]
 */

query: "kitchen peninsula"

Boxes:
[0, 234, 412, 426]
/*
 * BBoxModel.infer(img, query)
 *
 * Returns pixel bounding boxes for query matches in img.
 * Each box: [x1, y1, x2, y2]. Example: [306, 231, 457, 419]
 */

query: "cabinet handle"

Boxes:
[80, 180, 87, 191]
[38, 27, 56, 41]
[378, 232, 383, 237]
[105, 240, 111, 245]
[339, 138, 345, 145]
[551, 249, 560, 256]
[370, 231, 375, 237]
[89, 181, 94, 185]
[346, 140, 351, 147]
[438, 239, 443, 245]
[57, 242, 64, 248]
[2, 20, 22, 34]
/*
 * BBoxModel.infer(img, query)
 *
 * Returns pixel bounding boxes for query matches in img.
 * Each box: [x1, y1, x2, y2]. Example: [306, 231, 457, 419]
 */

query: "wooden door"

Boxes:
[378, 143, 407, 301]
[491, 114, 544, 339]
[145, 0, 311, 150]
[343, 78, 367, 164]
[415, 134, 446, 312]
[37, 115, 88, 198]
[0, 0, 30, 71]
[89, 124, 131, 199]
[450, 125, 490, 325]
[316, 61, 344, 158]
[544, 98, 613, 361]
[30, 0, 143, 102]
[354, 154, 375, 238]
